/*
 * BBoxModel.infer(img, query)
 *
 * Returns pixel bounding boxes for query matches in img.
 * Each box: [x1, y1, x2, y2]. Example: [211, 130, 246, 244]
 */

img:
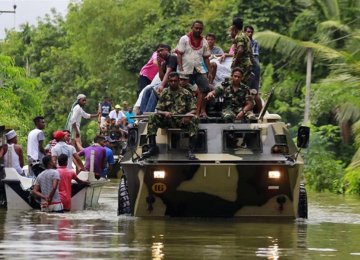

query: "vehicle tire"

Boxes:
[117, 175, 131, 215]
[297, 183, 308, 219]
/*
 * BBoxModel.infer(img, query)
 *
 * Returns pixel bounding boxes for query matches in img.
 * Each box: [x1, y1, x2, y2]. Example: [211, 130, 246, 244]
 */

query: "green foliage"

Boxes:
[83, 121, 100, 147]
[0, 54, 43, 148]
[290, 9, 319, 41]
[344, 167, 360, 194]
[304, 125, 345, 193]
[238, 0, 304, 34]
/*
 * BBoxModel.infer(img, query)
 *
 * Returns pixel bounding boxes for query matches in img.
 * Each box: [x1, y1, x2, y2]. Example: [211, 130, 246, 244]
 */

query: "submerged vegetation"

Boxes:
[0, 0, 359, 194]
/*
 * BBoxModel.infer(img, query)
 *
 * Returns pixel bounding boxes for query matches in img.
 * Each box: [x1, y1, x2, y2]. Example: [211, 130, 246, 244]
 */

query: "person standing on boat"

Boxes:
[69, 94, 99, 151]
[32, 155, 64, 213]
[176, 20, 212, 118]
[57, 154, 89, 211]
[205, 67, 254, 121]
[51, 130, 85, 172]
[0, 130, 24, 175]
[78, 135, 107, 179]
[27, 116, 46, 177]
[142, 72, 199, 160]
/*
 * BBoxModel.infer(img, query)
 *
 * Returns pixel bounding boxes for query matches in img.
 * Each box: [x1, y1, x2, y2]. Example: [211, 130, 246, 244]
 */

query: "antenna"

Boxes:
[258, 88, 274, 121]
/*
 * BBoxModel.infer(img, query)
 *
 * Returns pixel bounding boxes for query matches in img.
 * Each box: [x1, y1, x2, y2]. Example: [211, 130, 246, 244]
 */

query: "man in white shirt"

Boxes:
[69, 94, 99, 151]
[176, 20, 212, 118]
[27, 116, 46, 176]
[109, 104, 126, 126]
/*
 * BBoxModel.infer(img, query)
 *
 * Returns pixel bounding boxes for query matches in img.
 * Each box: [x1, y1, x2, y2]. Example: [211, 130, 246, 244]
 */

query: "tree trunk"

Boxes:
[304, 49, 313, 124]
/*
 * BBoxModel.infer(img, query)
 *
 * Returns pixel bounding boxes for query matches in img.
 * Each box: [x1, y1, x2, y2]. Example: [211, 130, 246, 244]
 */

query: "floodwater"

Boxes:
[0, 181, 360, 259]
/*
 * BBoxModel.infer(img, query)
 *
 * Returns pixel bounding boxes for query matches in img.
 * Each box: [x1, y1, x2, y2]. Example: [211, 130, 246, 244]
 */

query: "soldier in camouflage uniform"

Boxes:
[142, 72, 199, 160]
[230, 17, 253, 85]
[206, 67, 254, 122]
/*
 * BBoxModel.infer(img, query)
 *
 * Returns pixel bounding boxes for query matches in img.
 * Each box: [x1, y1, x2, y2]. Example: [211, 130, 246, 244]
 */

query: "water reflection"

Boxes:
[152, 242, 164, 260]
[0, 183, 360, 259]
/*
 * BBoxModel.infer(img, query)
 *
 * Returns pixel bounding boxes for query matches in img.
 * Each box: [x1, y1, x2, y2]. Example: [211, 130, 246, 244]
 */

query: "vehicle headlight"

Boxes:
[153, 170, 166, 179]
[268, 170, 281, 179]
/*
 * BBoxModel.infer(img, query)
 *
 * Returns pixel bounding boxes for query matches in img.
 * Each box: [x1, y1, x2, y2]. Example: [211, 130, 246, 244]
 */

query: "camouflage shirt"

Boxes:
[231, 32, 253, 77]
[156, 87, 196, 114]
[214, 82, 252, 113]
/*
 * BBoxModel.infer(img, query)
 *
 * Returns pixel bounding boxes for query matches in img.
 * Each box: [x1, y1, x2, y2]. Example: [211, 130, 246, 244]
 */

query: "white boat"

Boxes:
[2, 167, 108, 211]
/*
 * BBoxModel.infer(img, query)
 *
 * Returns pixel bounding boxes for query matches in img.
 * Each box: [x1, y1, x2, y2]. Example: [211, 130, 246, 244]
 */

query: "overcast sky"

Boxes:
[0, 0, 70, 40]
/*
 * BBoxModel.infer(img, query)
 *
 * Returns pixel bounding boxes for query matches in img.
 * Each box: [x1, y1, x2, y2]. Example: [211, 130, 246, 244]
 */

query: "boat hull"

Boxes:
[2, 168, 108, 211]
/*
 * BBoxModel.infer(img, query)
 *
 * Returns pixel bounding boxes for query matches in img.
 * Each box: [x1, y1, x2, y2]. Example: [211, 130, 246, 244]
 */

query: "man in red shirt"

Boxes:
[57, 154, 89, 211]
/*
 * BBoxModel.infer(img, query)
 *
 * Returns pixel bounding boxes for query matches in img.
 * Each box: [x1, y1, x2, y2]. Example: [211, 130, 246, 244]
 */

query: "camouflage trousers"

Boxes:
[147, 114, 199, 137]
[222, 109, 237, 122]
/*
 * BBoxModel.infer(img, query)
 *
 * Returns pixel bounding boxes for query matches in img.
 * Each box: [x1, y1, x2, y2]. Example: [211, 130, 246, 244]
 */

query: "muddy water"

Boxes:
[0, 181, 360, 259]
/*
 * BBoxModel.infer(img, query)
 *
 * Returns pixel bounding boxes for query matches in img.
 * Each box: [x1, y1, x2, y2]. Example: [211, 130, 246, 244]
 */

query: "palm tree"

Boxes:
[255, 0, 360, 169]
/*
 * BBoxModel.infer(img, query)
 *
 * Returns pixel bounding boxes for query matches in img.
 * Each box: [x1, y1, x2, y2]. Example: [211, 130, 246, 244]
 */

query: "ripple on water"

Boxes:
[2, 181, 360, 259]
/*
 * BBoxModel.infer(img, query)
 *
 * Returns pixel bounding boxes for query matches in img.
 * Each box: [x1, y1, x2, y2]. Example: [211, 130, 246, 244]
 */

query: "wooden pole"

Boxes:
[304, 49, 313, 123]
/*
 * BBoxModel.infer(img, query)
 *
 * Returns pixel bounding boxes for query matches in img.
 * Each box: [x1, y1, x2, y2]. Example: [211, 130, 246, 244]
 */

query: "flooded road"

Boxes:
[0, 181, 360, 259]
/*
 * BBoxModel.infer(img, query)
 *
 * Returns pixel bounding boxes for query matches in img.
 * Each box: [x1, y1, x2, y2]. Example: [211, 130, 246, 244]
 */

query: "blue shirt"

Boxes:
[210, 46, 224, 55]
[125, 111, 135, 124]
[101, 146, 115, 177]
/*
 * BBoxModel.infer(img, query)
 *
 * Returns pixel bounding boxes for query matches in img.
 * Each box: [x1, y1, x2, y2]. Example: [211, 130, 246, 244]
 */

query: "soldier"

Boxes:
[206, 67, 254, 122]
[142, 72, 199, 160]
[230, 17, 253, 85]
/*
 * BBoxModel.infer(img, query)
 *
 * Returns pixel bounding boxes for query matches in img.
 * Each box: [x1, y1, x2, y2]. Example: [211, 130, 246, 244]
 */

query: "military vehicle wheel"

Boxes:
[297, 183, 308, 219]
[117, 175, 131, 215]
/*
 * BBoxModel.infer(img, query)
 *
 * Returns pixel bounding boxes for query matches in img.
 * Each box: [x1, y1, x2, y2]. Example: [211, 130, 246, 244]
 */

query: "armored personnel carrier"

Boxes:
[118, 91, 310, 218]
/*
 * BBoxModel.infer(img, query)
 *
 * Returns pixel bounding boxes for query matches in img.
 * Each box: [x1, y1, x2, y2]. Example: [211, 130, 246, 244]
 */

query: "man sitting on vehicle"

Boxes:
[206, 33, 224, 86]
[141, 72, 199, 160]
[205, 67, 254, 122]
[139, 44, 177, 114]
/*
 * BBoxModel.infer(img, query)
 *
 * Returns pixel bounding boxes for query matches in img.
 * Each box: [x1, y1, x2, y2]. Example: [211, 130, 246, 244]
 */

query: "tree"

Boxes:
[0, 55, 43, 147]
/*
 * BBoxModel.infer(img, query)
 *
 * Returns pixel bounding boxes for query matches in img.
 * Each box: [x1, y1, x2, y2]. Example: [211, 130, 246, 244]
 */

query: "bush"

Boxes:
[304, 125, 345, 193]
[344, 167, 360, 194]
